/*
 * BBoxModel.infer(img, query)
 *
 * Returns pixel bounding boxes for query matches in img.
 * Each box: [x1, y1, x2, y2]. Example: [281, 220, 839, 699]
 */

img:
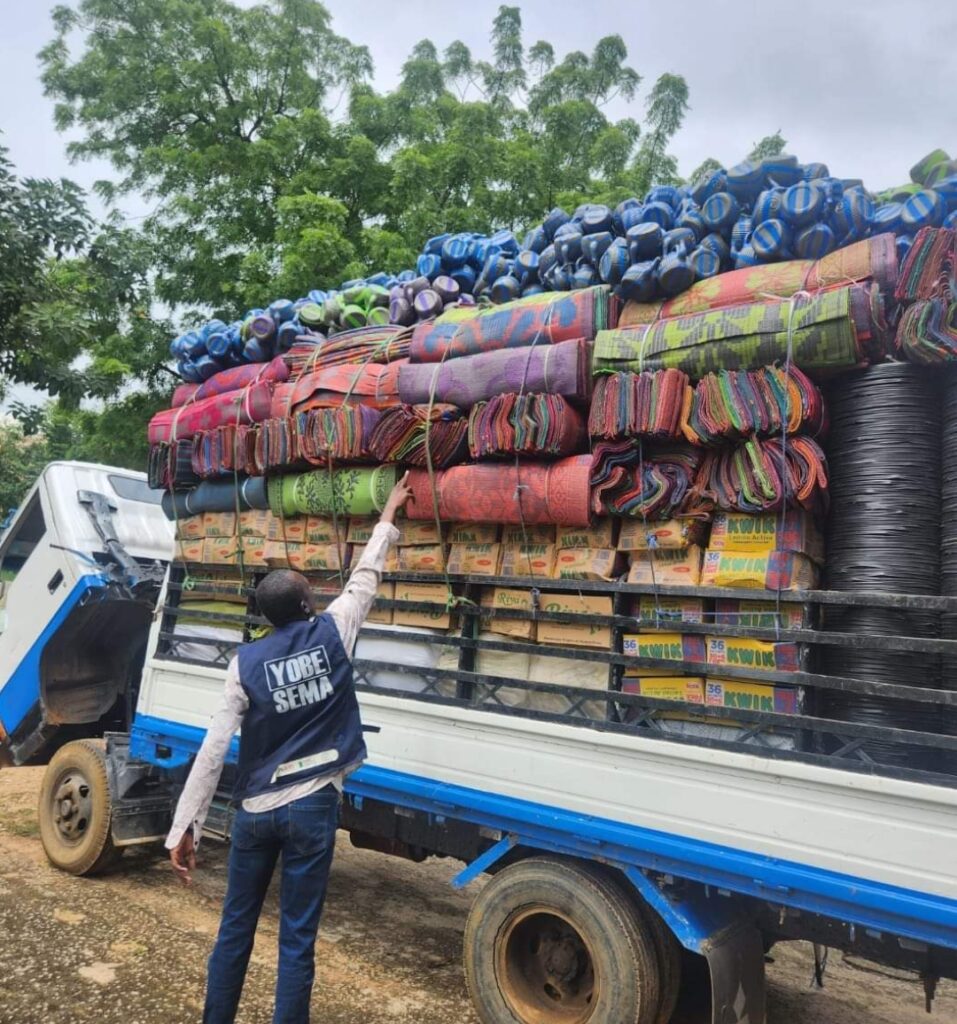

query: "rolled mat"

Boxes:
[369, 404, 469, 468]
[594, 283, 888, 378]
[681, 365, 826, 444]
[171, 383, 199, 408]
[589, 441, 704, 519]
[148, 382, 274, 444]
[688, 435, 829, 515]
[894, 227, 955, 303]
[896, 298, 957, 363]
[162, 476, 269, 518]
[284, 325, 411, 375]
[191, 424, 257, 478]
[405, 456, 593, 526]
[588, 369, 689, 440]
[148, 441, 199, 490]
[410, 287, 616, 362]
[468, 393, 587, 459]
[619, 234, 899, 325]
[192, 356, 290, 401]
[267, 466, 397, 518]
[270, 361, 405, 417]
[399, 337, 591, 408]
[298, 405, 382, 463]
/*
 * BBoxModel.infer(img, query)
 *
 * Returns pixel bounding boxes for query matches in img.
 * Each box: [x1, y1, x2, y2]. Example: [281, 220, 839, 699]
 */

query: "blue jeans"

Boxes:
[203, 787, 340, 1024]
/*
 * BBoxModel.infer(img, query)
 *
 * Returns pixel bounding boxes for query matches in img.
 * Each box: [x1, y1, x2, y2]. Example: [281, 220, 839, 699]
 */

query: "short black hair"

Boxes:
[255, 570, 314, 627]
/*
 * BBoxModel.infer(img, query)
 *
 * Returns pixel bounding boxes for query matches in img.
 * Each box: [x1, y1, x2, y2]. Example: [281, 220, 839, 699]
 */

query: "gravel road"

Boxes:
[0, 766, 952, 1024]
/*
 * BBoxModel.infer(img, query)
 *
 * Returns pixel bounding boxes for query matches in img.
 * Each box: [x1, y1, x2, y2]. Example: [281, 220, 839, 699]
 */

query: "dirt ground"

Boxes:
[0, 766, 954, 1024]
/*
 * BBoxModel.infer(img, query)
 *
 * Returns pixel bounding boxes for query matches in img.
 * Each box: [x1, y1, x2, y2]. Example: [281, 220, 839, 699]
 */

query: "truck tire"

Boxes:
[38, 739, 121, 876]
[464, 856, 661, 1024]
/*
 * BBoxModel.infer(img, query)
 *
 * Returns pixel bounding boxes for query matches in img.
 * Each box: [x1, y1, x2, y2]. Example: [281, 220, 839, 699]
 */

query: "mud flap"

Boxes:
[705, 923, 766, 1024]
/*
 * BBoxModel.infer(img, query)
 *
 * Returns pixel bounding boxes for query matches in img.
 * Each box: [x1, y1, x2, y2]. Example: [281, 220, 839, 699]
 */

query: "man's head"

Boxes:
[254, 570, 316, 627]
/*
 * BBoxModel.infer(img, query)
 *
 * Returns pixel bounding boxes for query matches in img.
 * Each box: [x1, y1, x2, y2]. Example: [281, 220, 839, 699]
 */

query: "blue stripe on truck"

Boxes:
[0, 574, 105, 740]
[131, 710, 957, 951]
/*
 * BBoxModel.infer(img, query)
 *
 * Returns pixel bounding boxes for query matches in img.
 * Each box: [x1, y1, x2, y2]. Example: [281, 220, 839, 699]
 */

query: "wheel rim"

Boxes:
[50, 768, 94, 845]
[495, 906, 598, 1023]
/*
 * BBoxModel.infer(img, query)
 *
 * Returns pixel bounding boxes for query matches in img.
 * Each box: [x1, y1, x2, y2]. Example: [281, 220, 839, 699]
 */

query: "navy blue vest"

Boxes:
[233, 614, 366, 801]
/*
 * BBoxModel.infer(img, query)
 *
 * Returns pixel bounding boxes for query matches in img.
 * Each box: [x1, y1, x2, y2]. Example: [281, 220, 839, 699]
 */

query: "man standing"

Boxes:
[167, 472, 412, 1023]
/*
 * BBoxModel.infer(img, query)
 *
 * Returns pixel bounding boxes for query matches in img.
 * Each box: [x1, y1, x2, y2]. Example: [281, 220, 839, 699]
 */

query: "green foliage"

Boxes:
[0, 421, 53, 513]
[748, 131, 787, 161]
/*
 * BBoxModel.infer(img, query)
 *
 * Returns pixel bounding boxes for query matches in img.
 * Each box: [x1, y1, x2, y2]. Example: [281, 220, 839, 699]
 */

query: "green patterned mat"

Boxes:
[268, 466, 397, 518]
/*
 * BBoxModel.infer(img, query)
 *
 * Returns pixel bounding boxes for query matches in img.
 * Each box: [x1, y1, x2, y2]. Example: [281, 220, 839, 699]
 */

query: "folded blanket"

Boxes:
[369, 404, 469, 468]
[681, 365, 826, 444]
[469, 393, 587, 459]
[410, 287, 616, 362]
[896, 298, 957, 363]
[690, 435, 829, 515]
[399, 337, 591, 408]
[191, 424, 257, 478]
[267, 466, 397, 518]
[148, 382, 274, 444]
[406, 456, 593, 526]
[595, 284, 888, 377]
[162, 476, 269, 518]
[270, 361, 405, 417]
[619, 233, 899, 325]
[894, 227, 955, 303]
[589, 441, 705, 518]
[588, 369, 689, 440]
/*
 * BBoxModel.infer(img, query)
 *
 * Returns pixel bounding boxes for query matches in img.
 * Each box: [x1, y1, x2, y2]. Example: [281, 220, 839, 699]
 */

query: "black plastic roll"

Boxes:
[823, 362, 942, 770]
[161, 476, 269, 519]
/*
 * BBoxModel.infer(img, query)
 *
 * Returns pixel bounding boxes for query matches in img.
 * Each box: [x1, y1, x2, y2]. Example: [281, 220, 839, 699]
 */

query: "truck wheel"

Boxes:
[464, 857, 660, 1024]
[38, 740, 121, 876]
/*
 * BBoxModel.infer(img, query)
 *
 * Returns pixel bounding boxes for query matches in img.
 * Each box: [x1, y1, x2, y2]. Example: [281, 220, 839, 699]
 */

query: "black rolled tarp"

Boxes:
[161, 476, 269, 519]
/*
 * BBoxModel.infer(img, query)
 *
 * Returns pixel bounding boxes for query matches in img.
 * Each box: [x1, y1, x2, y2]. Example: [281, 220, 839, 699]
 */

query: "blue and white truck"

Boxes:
[1, 460, 956, 1024]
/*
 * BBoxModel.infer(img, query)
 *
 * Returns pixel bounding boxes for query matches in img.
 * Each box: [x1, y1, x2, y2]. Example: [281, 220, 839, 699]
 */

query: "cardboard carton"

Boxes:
[305, 516, 343, 545]
[292, 543, 348, 572]
[397, 544, 447, 574]
[203, 512, 237, 538]
[618, 517, 707, 551]
[500, 544, 556, 578]
[266, 515, 307, 544]
[480, 587, 537, 641]
[447, 543, 502, 576]
[397, 520, 445, 546]
[712, 599, 808, 630]
[708, 510, 824, 563]
[632, 596, 707, 631]
[350, 543, 398, 573]
[701, 550, 820, 591]
[174, 538, 205, 563]
[556, 521, 617, 549]
[346, 517, 378, 544]
[241, 534, 268, 566]
[238, 509, 272, 539]
[627, 546, 703, 585]
[620, 677, 706, 702]
[501, 524, 557, 546]
[203, 536, 241, 565]
[366, 581, 395, 625]
[553, 548, 624, 581]
[622, 632, 707, 671]
[448, 522, 500, 545]
[705, 678, 801, 715]
[176, 515, 206, 541]
[393, 581, 453, 629]
[537, 592, 613, 650]
[706, 636, 801, 673]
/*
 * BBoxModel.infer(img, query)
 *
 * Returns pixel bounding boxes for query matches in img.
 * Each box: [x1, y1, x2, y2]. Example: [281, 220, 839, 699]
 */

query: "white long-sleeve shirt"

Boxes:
[165, 521, 400, 850]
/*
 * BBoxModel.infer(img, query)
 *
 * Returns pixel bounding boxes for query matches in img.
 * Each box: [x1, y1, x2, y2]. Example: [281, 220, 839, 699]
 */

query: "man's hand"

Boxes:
[170, 831, 197, 885]
[380, 471, 413, 525]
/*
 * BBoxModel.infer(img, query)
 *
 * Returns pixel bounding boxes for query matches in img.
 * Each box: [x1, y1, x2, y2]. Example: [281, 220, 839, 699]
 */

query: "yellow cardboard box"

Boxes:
[501, 524, 557, 545]
[203, 536, 240, 565]
[393, 581, 453, 629]
[350, 543, 398, 573]
[241, 534, 268, 566]
[705, 678, 800, 714]
[447, 543, 502, 576]
[537, 593, 613, 650]
[556, 521, 617, 549]
[203, 512, 237, 538]
[627, 546, 703, 585]
[622, 632, 707, 674]
[176, 515, 206, 541]
[266, 515, 307, 544]
[397, 520, 445, 546]
[552, 548, 624, 581]
[448, 522, 500, 544]
[346, 517, 377, 544]
[292, 543, 347, 572]
[708, 511, 824, 563]
[621, 677, 706, 702]
[712, 598, 808, 630]
[397, 544, 447, 574]
[700, 550, 820, 591]
[305, 517, 343, 545]
[632, 596, 707, 630]
[618, 517, 707, 551]
[366, 581, 395, 626]
[500, 544, 556, 578]
[174, 538, 205, 563]
[706, 636, 801, 672]
[480, 587, 537, 641]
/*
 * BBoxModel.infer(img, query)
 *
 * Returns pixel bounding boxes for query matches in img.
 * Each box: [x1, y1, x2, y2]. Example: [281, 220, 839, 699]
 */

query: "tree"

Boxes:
[748, 131, 787, 162]
[632, 74, 689, 196]
[0, 421, 51, 515]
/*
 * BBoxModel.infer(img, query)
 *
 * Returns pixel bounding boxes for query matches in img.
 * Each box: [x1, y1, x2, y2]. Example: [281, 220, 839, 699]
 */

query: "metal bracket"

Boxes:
[452, 834, 516, 889]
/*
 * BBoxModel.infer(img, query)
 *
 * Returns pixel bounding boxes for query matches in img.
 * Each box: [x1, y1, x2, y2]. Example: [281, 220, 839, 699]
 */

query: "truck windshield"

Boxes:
[107, 474, 163, 506]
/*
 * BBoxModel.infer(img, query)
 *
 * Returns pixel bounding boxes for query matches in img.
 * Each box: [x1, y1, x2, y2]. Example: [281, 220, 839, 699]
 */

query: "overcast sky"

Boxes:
[3, 0, 956, 219]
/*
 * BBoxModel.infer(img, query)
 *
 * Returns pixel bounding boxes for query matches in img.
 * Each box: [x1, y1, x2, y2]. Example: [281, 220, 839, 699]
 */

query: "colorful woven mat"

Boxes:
[468, 393, 587, 459]
[690, 435, 828, 515]
[588, 369, 689, 440]
[267, 466, 397, 518]
[897, 299, 957, 363]
[399, 337, 591, 408]
[148, 382, 274, 444]
[594, 284, 887, 377]
[148, 440, 200, 490]
[369, 404, 469, 468]
[191, 424, 257, 478]
[284, 325, 411, 374]
[619, 234, 898, 326]
[894, 227, 956, 303]
[589, 441, 705, 519]
[192, 356, 290, 401]
[409, 287, 616, 363]
[405, 456, 593, 526]
[682, 365, 825, 444]
[270, 361, 405, 417]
